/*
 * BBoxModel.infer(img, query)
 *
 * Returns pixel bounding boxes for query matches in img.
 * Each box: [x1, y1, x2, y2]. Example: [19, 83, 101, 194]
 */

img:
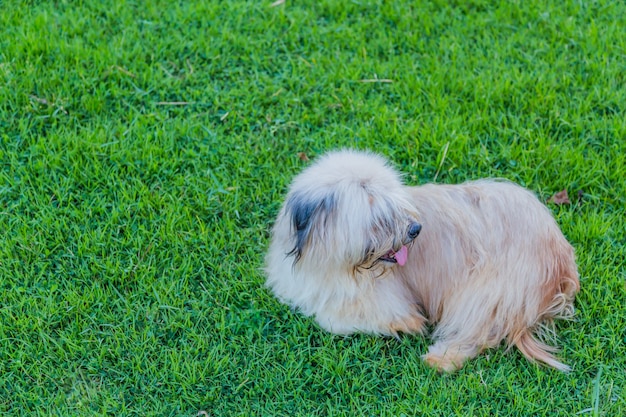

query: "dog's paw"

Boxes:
[422, 351, 465, 373]
[389, 313, 426, 336]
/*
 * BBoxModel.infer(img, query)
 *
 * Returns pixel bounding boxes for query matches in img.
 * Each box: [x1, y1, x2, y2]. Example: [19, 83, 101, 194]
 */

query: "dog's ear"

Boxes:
[284, 190, 336, 263]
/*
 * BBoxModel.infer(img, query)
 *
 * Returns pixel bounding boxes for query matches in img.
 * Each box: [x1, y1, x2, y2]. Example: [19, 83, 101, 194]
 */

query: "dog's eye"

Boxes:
[408, 222, 422, 239]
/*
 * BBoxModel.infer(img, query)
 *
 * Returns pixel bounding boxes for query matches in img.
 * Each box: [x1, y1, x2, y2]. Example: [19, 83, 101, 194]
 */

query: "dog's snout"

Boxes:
[408, 222, 422, 239]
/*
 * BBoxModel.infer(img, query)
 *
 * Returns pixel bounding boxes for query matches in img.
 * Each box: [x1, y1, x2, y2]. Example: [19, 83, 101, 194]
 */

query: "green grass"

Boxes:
[1, 0, 625, 415]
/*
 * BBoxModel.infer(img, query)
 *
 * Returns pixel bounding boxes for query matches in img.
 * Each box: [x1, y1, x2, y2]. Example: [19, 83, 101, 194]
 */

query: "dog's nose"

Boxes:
[408, 222, 422, 239]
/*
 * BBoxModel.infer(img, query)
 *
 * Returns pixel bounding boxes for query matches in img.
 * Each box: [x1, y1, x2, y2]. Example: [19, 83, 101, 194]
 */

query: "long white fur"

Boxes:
[266, 150, 579, 372]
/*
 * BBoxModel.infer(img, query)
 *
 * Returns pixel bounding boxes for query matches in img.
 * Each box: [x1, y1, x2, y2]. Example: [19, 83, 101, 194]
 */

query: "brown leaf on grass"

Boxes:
[548, 189, 571, 205]
[298, 152, 309, 161]
[270, 0, 285, 7]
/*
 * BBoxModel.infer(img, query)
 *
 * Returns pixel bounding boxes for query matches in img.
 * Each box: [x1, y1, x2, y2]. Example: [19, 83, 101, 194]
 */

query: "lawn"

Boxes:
[1, 0, 625, 415]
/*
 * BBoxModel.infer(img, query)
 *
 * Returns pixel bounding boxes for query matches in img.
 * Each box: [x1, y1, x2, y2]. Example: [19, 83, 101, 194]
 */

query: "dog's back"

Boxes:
[405, 179, 579, 371]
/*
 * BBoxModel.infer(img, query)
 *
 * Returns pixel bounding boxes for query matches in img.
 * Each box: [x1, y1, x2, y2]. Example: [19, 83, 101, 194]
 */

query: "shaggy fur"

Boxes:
[265, 150, 579, 372]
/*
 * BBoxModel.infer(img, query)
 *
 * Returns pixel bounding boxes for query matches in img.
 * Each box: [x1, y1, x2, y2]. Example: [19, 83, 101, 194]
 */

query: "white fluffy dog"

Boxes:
[266, 150, 579, 372]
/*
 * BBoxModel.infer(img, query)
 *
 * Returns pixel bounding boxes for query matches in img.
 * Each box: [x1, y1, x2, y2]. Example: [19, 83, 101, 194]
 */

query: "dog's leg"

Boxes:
[315, 277, 426, 337]
[317, 302, 426, 337]
[374, 278, 426, 336]
[420, 279, 507, 372]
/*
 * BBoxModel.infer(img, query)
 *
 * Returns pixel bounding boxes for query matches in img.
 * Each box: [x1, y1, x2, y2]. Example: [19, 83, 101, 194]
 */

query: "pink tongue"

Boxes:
[393, 245, 408, 266]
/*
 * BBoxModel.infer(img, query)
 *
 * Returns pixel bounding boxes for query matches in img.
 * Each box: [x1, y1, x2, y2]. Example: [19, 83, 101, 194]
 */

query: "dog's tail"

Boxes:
[513, 330, 570, 372]
[513, 235, 579, 372]
[512, 265, 578, 372]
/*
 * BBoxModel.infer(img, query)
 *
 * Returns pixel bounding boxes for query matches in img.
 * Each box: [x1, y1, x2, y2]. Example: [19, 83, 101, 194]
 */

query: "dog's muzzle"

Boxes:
[380, 222, 422, 266]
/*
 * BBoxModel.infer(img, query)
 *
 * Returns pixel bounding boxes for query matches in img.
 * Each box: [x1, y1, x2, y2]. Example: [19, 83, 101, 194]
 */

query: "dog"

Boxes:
[265, 150, 579, 372]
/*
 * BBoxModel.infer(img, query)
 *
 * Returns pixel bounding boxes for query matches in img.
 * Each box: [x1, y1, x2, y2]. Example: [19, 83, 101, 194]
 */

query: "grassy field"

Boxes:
[1, 0, 625, 415]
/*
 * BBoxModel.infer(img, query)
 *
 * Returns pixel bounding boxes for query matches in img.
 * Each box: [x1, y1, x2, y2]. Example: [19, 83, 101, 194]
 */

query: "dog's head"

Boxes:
[281, 150, 421, 274]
